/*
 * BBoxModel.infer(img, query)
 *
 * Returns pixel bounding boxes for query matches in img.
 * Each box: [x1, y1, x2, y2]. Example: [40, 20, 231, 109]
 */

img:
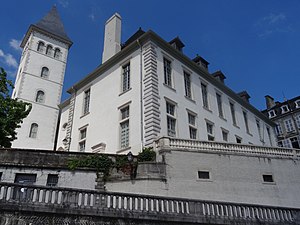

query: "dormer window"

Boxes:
[281, 105, 289, 113]
[268, 110, 276, 118]
[295, 100, 300, 108]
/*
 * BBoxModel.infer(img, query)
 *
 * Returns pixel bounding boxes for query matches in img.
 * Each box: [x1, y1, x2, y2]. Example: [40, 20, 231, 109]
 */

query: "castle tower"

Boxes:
[12, 6, 72, 150]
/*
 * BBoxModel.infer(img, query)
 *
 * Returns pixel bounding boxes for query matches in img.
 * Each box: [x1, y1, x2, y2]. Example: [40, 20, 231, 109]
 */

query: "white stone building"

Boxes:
[56, 13, 276, 154]
[12, 6, 72, 150]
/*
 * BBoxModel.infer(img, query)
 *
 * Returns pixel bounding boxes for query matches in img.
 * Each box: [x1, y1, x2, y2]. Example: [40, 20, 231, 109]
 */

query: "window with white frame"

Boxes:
[188, 112, 197, 139]
[229, 102, 237, 126]
[281, 105, 289, 113]
[266, 126, 272, 146]
[163, 58, 172, 87]
[54, 48, 61, 59]
[166, 101, 176, 137]
[216, 93, 223, 118]
[120, 106, 130, 149]
[256, 119, 262, 140]
[36, 90, 45, 103]
[37, 41, 45, 52]
[41, 67, 49, 78]
[268, 110, 276, 118]
[221, 129, 228, 142]
[201, 83, 209, 109]
[122, 63, 130, 92]
[243, 111, 250, 134]
[275, 123, 283, 135]
[184, 71, 192, 98]
[29, 123, 38, 138]
[46, 45, 53, 56]
[295, 115, 300, 128]
[83, 89, 90, 115]
[295, 100, 300, 108]
[79, 127, 87, 152]
[206, 121, 214, 141]
[284, 119, 295, 132]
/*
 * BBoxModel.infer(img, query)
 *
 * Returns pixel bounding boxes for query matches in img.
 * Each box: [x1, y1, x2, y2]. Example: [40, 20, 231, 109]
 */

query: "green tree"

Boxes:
[0, 67, 31, 147]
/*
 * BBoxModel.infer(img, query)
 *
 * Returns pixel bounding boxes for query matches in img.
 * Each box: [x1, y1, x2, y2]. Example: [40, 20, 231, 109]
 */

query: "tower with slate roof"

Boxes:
[12, 6, 72, 150]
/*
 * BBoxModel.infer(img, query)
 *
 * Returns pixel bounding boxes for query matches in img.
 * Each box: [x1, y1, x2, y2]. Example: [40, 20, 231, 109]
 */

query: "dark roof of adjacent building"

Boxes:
[121, 28, 145, 49]
[21, 6, 72, 48]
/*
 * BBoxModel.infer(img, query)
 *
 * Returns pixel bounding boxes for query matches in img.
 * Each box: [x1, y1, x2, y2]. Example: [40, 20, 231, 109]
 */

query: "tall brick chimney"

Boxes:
[102, 13, 121, 63]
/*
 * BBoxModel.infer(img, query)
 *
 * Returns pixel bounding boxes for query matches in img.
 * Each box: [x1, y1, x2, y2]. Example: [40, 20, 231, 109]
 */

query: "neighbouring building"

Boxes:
[262, 95, 300, 149]
[11, 6, 72, 150]
[56, 13, 276, 154]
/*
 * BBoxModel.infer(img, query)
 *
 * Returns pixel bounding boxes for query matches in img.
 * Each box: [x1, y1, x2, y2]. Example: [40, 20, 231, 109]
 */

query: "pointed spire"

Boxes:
[35, 6, 72, 43]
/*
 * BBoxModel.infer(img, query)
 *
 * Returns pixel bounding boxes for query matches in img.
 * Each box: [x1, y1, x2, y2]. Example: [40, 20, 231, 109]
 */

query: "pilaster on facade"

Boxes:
[65, 93, 76, 151]
[143, 42, 161, 146]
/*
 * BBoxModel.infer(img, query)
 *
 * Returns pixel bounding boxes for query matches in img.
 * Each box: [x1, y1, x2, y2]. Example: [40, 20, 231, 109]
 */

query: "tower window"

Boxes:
[46, 45, 53, 56]
[54, 48, 61, 59]
[36, 90, 45, 103]
[37, 41, 45, 52]
[41, 67, 49, 78]
[29, 123, 38, 138]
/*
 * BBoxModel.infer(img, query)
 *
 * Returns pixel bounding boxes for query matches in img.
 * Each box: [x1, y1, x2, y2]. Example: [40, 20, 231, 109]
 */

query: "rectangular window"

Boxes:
[163, 58, 172, 87]
[122, 63, 130, 92]
[188, 113, 197, 139]
[184, 71, 191, 98]
[14, 173, 37, 184]
[0, 172, 2, 181]
[79, 127, 87, 152]
[83, 89, 90, 115]
[275, 123, 283, 135]
[46, 174, 58, 187]
[166, 102, 176, 137]
[263, 174, 274, 183]
[120, 106, 130, 149]
[206, 122, 214, 141]
[266, 127, 272, 146]
[243, 111, 250, 133]
[198, 171, 210, 179]
[230, 102, 237, 126]
[222, 130, 228, 142]
[256, 120, 262, 140]
[201, 83, 209, 108]
[216, 93, 223, 118]
[284, 119, 295, 132]
[236, 136, 242, 143]
[295, 115, 300, 128]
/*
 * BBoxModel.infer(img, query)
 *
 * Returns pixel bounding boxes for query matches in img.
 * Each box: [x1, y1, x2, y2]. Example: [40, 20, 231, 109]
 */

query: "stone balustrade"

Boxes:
[0, 182, 298, 224]
[156, 137, 300, 159]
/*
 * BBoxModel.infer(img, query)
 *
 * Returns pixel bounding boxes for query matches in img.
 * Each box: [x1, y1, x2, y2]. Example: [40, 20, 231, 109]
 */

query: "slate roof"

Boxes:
[35, 6, 72, 43]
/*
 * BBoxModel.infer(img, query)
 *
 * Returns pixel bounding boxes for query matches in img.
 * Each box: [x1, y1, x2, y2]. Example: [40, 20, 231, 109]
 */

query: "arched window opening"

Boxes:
[54, 48, 61, 59]
[41, 67, 49, 78]
[46, 45, 53, 56]
[36, 90, 45, 103]
[29, 123, 38, 138]
[37, 42, 45, 52]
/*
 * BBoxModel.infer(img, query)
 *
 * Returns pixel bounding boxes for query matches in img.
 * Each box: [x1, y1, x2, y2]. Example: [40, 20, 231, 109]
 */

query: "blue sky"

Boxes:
[0, 0, 299, 110]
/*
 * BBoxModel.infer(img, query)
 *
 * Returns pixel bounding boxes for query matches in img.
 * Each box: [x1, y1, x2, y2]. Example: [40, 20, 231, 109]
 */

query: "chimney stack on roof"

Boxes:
[102, 13, 121, 63]
[212, 70, 226, 84]
[265, 95, 276, 109]
[238, 91, 251, 103]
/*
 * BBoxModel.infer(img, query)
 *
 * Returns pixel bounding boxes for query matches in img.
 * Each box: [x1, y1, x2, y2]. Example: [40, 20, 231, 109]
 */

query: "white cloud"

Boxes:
[263, 13, 286, 24]
[58, 0, 69, 8]
[0, 49, 18, 68]
[89, 13, 95, 21]
[9, 39, 22, 52]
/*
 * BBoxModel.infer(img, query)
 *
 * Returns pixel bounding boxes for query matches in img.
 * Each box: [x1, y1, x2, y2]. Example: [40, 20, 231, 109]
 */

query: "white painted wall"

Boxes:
[58, 40, 275, 154]
[12, 31, 69, 150]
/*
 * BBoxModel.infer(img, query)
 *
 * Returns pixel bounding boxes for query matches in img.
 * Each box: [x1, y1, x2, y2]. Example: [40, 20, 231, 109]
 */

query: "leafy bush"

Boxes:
[138, 147, 156, 162]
